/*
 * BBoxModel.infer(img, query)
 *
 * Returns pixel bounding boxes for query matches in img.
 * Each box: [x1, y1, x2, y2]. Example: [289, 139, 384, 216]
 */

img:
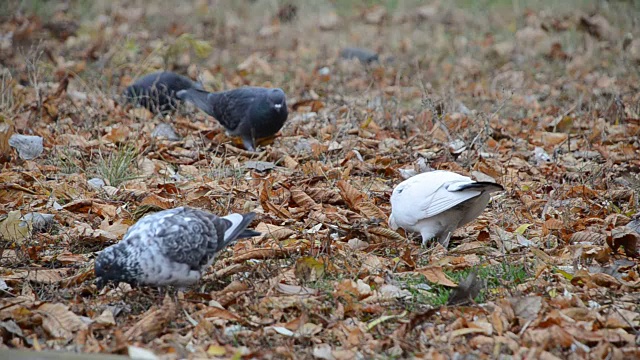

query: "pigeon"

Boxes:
[389, 170, 504, 248]
[123, 71, 202, 114]
[95, 207, 260, 288]
[176, 87, 288, 151]
[340, 47, 379, 64]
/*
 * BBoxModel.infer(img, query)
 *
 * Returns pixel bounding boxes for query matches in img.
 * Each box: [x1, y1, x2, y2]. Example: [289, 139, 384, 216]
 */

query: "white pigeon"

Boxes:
[95, 207, 260, 288]
[389, 170, 503, 248]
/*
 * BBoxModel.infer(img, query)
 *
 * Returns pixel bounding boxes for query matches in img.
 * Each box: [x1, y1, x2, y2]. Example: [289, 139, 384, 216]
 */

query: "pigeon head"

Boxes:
[267, 88, 286, 113]
[391, 181, 409, 199]
[95, 245, 139, 288]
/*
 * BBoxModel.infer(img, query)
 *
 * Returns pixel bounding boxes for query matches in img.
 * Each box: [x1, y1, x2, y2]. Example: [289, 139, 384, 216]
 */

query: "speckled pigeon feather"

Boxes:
[123, 71, 202, 114]
[177, 87, 288, 151]
[389, 170, 503, 248]
[95, 207, 260, 288]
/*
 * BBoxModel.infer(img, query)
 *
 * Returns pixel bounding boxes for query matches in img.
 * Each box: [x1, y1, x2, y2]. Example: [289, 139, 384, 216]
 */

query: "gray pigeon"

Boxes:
[95, 207, 260, 288]
[340, 47, 379, 64]
[123, 71, 202, 114]
[177, 87, 288, 151]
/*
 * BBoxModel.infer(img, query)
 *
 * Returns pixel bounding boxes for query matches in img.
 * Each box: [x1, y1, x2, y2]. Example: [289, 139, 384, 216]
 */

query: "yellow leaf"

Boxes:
[515, 223, 533, 235]
[294, 256, 325, 281]
[190, 39, 213, 59]
[207, 345, 226, 356]
[554, 268, 574, 281]
[0, 211, 30, 243]
[366, 310, 407, 331]
[361, 115, 373, 129]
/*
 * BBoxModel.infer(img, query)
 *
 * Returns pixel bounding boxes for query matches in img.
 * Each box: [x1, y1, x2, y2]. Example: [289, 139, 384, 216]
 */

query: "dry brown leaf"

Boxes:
[290, 188, 318, 209]
[254, 222, 295, 240]
[509, 296, 542, 321]
[36, 303, 88, 340]
[3, 268, 68, 284]
[93, 309, 116, 328]
[276, 283, 318, 296]
[591, 273, 621, 289]
[92, 202, 117, 218]
[62, 199, 94, 213]
[608, 227, 639, 258]
[102, 125, 130, 143]
[54, 252, 89, 265]
[282, 155, 299, 169]
[125, 295, 176, 342]
[268, 201, 293, 218]
[356, 201, 387, 220]
[197, 307, 242, 321]
[337, 180, 365, 210]
[542, 218, 564, 235]
[291, 99, 325, 112]
[571, 231, 607, 244]
[231, 247, 298, 262]
[415, 266, 458, 287]
[367, 226, 405, 241]
[139, 193, 174, 209]
[533, 131, 568, 146]
[60, 267, 95, 288]
[604, 309, 639, 329]
[72, 222, 119, 242]
[305, 188, 342, 204]
[99, 218, 130, 238]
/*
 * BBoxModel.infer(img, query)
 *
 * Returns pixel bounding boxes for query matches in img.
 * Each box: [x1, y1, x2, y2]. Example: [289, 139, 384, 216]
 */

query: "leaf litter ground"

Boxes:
[0, 1, 639, 359]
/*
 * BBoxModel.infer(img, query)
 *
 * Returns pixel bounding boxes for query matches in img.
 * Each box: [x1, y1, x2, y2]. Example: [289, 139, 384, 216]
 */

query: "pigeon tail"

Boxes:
[177, 88, 214, 115]
[221, 212, 259, 247]
[449, 181, 504, 193]
[240, 229, 262, 238]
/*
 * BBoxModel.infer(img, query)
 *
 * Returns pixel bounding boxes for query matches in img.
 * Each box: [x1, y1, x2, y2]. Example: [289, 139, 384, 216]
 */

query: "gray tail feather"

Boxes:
[239, 229, 261, 238]
[456, 182, 504, 193]
[222, 212, 260, 247]
[177, 88, 214, 115]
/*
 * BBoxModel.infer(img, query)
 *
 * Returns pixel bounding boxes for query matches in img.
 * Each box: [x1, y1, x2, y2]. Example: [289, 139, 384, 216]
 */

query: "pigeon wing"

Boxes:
[153, 207, 227, 270]
[391, 171, 484, 226]
[209, 88, 259, 132]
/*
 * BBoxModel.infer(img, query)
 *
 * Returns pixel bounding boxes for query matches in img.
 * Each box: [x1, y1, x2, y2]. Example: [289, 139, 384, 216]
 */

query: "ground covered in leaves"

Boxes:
[1, 0, 640, 359]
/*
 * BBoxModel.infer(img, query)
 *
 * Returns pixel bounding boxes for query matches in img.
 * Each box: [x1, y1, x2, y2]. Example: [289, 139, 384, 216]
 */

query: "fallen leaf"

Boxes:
[36, 303, 88, 341]
[415, 266, 458, 287]
[0, 210, 30, 243]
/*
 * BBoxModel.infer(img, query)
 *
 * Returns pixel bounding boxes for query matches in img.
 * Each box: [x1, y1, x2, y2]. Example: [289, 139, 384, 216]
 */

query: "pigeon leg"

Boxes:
[420, 230, 437, 246]
[438, 231, 452, 249]
[241, 137, 256, 152]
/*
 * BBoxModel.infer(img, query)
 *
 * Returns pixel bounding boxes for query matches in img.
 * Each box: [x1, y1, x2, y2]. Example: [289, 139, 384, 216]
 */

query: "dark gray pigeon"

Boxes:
[177, 87, 288, 151]
[95, 207, 260, 288]
[123, 71, 202, 114]
[340, 47, 379, 64]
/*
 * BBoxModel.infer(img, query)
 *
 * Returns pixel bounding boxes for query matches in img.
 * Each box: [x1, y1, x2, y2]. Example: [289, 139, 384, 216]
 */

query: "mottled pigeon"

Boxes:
[123, 71, 202, 114]
[176, 87, 288, 151]
[389, 170, 503, 248]
[95, 207, 260, 288]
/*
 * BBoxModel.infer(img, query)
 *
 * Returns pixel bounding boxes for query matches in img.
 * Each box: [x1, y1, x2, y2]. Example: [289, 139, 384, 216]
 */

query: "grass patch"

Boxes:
[53, 147, 83, 174]
[402, 262, 529, 308]
[91, 144, 140, 187]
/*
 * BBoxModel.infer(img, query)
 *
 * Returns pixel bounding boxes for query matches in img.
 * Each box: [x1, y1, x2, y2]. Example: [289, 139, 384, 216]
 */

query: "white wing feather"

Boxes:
[390, 171, 482, 227]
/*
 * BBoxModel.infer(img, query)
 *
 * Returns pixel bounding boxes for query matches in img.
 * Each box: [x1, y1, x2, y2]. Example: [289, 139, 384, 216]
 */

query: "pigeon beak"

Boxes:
[274, 103, 282, 112]
[95, 277, 106, 289]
